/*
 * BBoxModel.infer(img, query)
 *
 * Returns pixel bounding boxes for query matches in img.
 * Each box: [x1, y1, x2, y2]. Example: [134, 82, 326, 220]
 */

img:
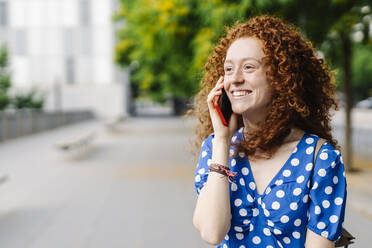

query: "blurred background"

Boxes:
[0, 0, 371, 247]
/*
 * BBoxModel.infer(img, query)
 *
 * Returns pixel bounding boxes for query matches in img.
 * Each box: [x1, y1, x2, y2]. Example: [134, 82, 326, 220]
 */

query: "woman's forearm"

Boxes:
[305, 229, 335, 248]
[193, 137, 232, 245]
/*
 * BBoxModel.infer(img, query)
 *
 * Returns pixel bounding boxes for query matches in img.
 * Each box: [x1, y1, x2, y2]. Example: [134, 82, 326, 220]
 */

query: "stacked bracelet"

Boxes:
[209, 163, 237, 183]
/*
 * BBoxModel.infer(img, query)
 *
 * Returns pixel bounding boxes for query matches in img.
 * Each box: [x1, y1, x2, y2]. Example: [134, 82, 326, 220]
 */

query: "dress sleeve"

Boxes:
[307, 142, 347, 242]
[194, 134, 213, 195]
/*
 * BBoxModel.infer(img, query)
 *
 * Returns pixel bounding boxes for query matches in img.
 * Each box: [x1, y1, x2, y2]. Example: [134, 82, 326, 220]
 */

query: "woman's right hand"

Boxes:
[207, 76, 238, 140]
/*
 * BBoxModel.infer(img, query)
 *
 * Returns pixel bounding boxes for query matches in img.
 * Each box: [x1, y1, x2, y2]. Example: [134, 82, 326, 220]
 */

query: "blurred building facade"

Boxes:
[0, 0, 129, 119]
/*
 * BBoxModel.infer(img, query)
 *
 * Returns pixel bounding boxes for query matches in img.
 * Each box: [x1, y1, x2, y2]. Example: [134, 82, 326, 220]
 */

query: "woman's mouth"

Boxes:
[231, 90, 252, 98]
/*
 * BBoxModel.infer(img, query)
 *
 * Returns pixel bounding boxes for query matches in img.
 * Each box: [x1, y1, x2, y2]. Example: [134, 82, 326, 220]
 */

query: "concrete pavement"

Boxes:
[0, 111, 371, 247]
[0, 117, 211, 248]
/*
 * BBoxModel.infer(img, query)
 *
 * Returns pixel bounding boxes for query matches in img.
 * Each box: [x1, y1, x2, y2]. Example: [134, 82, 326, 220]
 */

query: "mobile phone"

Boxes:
[213, 88, 232, 126]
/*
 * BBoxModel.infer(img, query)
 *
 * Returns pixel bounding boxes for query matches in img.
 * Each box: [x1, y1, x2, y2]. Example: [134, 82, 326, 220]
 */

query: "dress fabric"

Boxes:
[194, 127, 347, 248]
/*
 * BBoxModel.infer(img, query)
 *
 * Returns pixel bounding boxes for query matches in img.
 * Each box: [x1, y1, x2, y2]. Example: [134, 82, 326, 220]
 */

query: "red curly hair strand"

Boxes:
[188, 15, 340, 160]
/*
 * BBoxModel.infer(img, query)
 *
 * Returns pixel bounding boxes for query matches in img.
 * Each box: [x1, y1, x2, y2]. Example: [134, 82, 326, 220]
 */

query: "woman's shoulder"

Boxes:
[296, 132, 342, 162]
[309, 136, 343, 172]
[305, 133, 341, 157]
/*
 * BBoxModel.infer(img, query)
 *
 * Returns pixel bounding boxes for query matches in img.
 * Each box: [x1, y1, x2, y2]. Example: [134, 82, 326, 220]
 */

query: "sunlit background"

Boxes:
[0, 0, 371, 247]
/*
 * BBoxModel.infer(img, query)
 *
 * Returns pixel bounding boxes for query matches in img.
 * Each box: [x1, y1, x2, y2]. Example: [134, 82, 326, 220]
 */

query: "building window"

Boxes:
[63, 28, 76, 56]
[65, 57, 75, 84]
[80, 28, 91, 56]
[0, 1, 8, 26]
[14, 29, 27, 56]
[79, 0, 91, 26]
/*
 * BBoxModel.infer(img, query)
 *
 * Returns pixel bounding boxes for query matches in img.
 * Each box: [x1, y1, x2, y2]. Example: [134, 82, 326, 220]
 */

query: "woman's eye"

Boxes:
[244, 65, 253, 70]
[224, 67, 233, 73]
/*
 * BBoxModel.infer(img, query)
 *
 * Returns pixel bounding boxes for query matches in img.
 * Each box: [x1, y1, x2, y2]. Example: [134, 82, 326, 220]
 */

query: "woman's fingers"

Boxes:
[207, 76, 224, 103]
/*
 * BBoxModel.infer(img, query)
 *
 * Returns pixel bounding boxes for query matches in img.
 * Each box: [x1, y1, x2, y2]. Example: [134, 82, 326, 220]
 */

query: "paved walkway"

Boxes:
[0, 117, 211, 248]
[0, 114, 370, 247]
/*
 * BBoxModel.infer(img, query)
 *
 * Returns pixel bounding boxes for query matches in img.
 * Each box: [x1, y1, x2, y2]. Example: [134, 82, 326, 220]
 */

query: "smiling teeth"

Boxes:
[233, 91, 249, 96]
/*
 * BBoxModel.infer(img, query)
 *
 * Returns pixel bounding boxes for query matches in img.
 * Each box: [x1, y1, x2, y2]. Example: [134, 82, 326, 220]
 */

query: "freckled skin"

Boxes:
[224, 38, 273, 124]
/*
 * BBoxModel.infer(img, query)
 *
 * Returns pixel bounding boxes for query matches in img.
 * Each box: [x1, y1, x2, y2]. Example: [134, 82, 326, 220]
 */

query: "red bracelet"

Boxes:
[209, 163, 237, 183]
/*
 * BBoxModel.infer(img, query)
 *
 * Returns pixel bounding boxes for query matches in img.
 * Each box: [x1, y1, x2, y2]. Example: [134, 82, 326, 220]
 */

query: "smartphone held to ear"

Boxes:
[213, 88, 233, 126]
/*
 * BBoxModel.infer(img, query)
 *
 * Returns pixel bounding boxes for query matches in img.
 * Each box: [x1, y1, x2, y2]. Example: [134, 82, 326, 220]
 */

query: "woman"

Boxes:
[191, 16, 347, 248]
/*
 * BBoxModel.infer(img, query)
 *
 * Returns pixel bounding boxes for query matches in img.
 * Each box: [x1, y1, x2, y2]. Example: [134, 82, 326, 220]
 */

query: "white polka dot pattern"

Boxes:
[283, 237, 291, 244]
[231, 159, 236, 166]
[306, 146, 314, 154]
[272, 201, 280, 210]
[322, 200, 330, 208]
[276, 190, 285, 198]
[290, 202, 298, 210]
[315, 206, 321, 215]
[280, 215, 289, 223]
[317, 222, 326, 229]
[283, 170, 291, 177]
[239, 209, 247, 217]
[249, 182, 256, 190]
[194, 133, 346, 247]
[329, 215, 338, 223]
[201, 150, 207, 158]
[321, 231, 329, 238]
[291, 158, 299, 166]
[263, 228, 271, 236]
[235, 198, 242, 207]
[305, 163, 313, 171]
[239, 178, 245, 186]
[247, 193, 254, 203]
[252, 236, 261, 244]
[296, 175, 305, 183]
[317, 169, 326, 177]
[293, 188, 302, 196]
[231, 183, 238, 191]
[294, 219, 301, 227]
[292, 231, 301, 239]
[236, 233, 244, 240]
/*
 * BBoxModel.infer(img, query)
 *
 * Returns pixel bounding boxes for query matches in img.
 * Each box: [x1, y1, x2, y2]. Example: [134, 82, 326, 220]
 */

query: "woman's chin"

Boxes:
[231, 104, 248, 115]
[232, 106, 249, 115]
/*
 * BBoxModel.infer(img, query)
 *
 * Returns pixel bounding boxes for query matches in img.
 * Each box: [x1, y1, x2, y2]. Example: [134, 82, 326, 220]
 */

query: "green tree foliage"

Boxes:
[114, 0, 259, 103]
[114, 0, 370, 105]
[352, 44, 372, 99]
[321, 4, 372, 101]
[0, 45, 11, 110]
[12, 89, 45, 110]
[115, 0, 199, 103]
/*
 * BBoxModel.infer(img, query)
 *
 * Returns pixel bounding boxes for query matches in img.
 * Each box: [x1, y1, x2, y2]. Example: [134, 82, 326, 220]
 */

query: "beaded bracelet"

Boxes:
[209, 163, 237, 183]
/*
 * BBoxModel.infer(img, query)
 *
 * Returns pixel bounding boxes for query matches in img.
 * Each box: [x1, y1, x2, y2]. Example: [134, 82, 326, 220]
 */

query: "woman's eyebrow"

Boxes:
[224, 57, 262, 64]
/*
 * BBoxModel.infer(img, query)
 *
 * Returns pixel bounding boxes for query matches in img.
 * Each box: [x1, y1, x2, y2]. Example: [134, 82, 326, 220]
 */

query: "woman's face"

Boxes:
[224, 37, 273, 118]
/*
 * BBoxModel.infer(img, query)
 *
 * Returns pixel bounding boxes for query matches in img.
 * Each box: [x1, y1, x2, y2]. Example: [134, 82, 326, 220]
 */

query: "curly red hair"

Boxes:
[188, 15, 340, 159]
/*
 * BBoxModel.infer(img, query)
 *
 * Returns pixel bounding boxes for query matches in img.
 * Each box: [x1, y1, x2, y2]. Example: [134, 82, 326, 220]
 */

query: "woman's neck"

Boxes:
[283, 127, 305, 143]
[241, 110, 267, 132]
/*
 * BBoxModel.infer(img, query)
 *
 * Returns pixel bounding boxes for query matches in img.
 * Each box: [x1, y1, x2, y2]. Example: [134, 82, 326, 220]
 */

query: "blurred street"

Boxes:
[0, 108, 371, 247]
[0, 116, 209, 248]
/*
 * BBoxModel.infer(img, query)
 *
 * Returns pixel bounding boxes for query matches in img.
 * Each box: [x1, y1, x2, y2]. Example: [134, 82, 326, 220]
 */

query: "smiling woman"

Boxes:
[189, 16, 347, 248]
[223, 38, 272, 124]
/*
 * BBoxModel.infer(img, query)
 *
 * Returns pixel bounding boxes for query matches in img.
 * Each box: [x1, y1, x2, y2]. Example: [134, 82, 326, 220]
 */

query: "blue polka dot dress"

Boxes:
[194, 127, 347, 248]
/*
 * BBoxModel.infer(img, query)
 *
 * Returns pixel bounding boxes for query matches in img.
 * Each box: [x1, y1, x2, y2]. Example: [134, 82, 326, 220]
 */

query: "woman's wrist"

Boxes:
[211, 136, 230, 167]
[213, 136, 231, 145]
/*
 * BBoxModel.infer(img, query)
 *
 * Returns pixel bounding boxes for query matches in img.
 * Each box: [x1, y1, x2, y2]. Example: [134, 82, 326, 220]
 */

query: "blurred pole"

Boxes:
[341, 34, 355, 172]
[123, 67, 134, 117]
[54, 77, 62, 111]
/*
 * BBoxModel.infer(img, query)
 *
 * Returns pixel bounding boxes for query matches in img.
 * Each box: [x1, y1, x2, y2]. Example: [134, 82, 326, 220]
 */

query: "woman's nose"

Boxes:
[231, 70, 244, 85]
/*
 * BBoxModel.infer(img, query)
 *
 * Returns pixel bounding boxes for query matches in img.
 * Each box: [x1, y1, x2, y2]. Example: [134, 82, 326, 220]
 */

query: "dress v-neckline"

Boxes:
[245, 132, 307, 197]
